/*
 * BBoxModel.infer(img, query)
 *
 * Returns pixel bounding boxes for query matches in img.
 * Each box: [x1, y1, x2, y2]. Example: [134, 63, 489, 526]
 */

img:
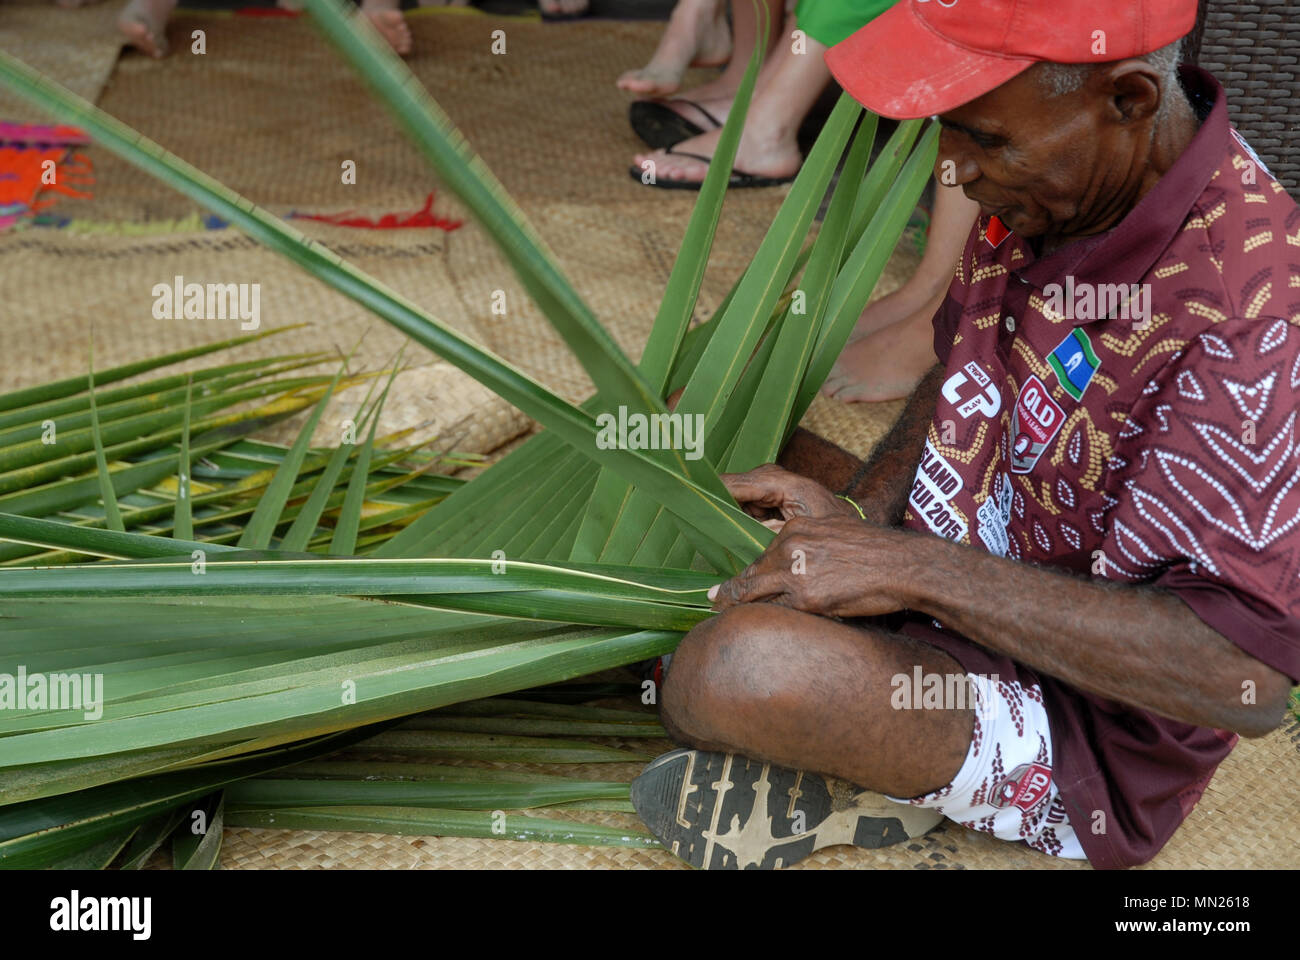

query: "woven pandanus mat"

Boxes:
[72, 12, 781, 225]
[14, 8, 857, 422]
[0, 225, 531, 455]
[800, 392, 907, 461]
[7, 5, 921, 429]
[212, 711, 1300, 870]
[0, 213, 916, 456]
[0, 0, 126, 125]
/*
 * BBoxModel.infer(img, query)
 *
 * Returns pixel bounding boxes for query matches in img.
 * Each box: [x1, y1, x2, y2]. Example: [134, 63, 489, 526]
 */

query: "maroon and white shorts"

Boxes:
[886, 673, 1087, 859]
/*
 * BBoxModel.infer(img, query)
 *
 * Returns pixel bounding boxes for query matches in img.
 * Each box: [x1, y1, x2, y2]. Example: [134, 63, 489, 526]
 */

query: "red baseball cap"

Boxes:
[825, 0, 1198, 119]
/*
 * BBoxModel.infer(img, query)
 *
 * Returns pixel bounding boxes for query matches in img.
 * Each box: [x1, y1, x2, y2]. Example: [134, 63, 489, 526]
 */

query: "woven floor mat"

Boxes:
[70, 13, 776, 224]
[4, 10, 927, 430]
[801, 392, 907, 461]
[0, 0, 126, 125]
[1, 8, 924, 437]
[0, 225, 531, 455]
[214, 711, 1300, 870]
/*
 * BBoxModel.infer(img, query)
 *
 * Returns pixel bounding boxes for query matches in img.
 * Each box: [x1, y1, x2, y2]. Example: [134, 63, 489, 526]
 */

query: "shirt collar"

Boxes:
[1013, 65, 1228, 320]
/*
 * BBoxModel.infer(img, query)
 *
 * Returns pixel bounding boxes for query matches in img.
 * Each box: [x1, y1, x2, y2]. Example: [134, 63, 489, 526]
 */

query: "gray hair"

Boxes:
[1036, 38, 1186, 116]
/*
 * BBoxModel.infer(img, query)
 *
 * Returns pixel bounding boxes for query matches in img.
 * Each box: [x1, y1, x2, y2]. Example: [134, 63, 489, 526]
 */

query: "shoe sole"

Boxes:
[631, 748, 944, 870]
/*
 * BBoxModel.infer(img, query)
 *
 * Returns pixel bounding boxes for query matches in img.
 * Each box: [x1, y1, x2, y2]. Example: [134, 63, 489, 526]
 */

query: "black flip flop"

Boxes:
[631, 748, 944, 870]
[628, 146, 798, 191]
[628, 99, 724, 150]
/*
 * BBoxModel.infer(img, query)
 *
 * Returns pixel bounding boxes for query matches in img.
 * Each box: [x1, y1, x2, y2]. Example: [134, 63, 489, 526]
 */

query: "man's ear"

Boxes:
[1101, 60, 1163, 124]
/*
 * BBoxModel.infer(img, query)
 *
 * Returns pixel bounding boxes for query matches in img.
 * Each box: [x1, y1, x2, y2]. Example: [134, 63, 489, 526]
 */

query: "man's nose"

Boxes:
[936, 130, 980, 186]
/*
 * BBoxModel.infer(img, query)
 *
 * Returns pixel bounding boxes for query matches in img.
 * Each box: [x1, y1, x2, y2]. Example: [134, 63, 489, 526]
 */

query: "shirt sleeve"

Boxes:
[1100, 316, 1300, 682]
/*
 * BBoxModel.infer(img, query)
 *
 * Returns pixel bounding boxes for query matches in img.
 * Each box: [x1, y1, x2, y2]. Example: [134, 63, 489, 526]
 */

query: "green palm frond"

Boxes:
[0, 1, 936, 867]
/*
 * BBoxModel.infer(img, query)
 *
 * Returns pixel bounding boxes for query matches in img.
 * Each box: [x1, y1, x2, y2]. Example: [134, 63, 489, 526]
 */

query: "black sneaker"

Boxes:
[631, 748, 944, 869]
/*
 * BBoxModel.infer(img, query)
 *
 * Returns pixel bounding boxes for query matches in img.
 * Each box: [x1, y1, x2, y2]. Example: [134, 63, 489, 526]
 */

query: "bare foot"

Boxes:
[360, 2, 412, 55]
[633, 123, 800, 186]
[617, 0, 731, 96]
[820, 307, 939, 403]
[117, 0, 176, 58]
[539, 0, 589, 15]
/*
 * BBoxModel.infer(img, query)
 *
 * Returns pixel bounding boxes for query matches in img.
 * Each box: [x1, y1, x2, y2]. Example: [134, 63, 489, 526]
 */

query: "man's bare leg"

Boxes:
[661, 604, 972, 799]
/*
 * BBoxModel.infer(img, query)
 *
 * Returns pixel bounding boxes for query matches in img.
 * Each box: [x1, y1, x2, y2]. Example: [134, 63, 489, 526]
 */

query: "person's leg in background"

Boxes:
[629, 0, 893, 187]
[621, 0, 785, 130]
[821, 183, 979, 402]
[540, 0, 589, 19]
[117, 0, 178, 58]
[631, 12, 824, 185]
[617, 0, 737, 97]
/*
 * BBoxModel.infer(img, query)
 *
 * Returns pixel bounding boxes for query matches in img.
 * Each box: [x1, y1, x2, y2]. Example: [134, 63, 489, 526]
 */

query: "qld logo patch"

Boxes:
[1009, 375, 1065, 474]
[1048, 328, 1100, 401]
[990, 762, 1053, 812]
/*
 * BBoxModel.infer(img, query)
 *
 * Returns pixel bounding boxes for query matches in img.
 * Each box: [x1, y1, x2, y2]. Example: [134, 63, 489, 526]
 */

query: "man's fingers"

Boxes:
[719, 473, 786, 508]
[711, 570, 789, 609]
[762, 517, 786, 533]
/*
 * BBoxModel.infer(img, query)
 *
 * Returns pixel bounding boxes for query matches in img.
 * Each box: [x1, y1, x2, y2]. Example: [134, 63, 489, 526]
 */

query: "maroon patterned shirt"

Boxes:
[898, 66, 1300, 868]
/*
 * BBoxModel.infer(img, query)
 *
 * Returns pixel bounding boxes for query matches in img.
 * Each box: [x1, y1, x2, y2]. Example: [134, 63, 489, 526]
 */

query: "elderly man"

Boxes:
[629, 0, 1299, 870]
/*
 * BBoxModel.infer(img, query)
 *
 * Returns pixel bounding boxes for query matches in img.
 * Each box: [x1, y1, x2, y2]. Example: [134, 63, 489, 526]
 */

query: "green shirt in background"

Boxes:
[794, 0, 896, 48]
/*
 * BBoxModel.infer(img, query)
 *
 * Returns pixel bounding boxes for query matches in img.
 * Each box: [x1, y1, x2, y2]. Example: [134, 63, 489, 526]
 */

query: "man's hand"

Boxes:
[707, 515, 924, 618]
[722, 464, 861, 532]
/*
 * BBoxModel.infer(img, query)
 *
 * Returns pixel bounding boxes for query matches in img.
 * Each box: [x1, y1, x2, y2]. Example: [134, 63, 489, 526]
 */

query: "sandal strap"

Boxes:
[664, 146, 714, 165]
[671, 98, 723, 130]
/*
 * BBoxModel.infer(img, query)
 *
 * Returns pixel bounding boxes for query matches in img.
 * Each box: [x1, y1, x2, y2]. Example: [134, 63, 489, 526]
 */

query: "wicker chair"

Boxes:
[1187, 1, 1300, 199]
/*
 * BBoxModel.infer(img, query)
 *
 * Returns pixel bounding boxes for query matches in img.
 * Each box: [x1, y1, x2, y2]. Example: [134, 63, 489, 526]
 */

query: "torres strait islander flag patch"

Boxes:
[1047, 328, 1101, 401]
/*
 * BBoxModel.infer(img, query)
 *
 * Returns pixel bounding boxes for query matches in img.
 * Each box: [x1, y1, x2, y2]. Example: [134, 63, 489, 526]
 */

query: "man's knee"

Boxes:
[660, 604, 787, 744]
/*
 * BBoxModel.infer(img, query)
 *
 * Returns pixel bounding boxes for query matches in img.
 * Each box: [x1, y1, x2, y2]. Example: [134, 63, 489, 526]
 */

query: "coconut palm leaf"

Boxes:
[0, 53, 772, 566]
[171, 792, 224, 870]
[174, 376, 195, 541]
[0, 325, 302, 414]
[0, 2, 938, 865]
